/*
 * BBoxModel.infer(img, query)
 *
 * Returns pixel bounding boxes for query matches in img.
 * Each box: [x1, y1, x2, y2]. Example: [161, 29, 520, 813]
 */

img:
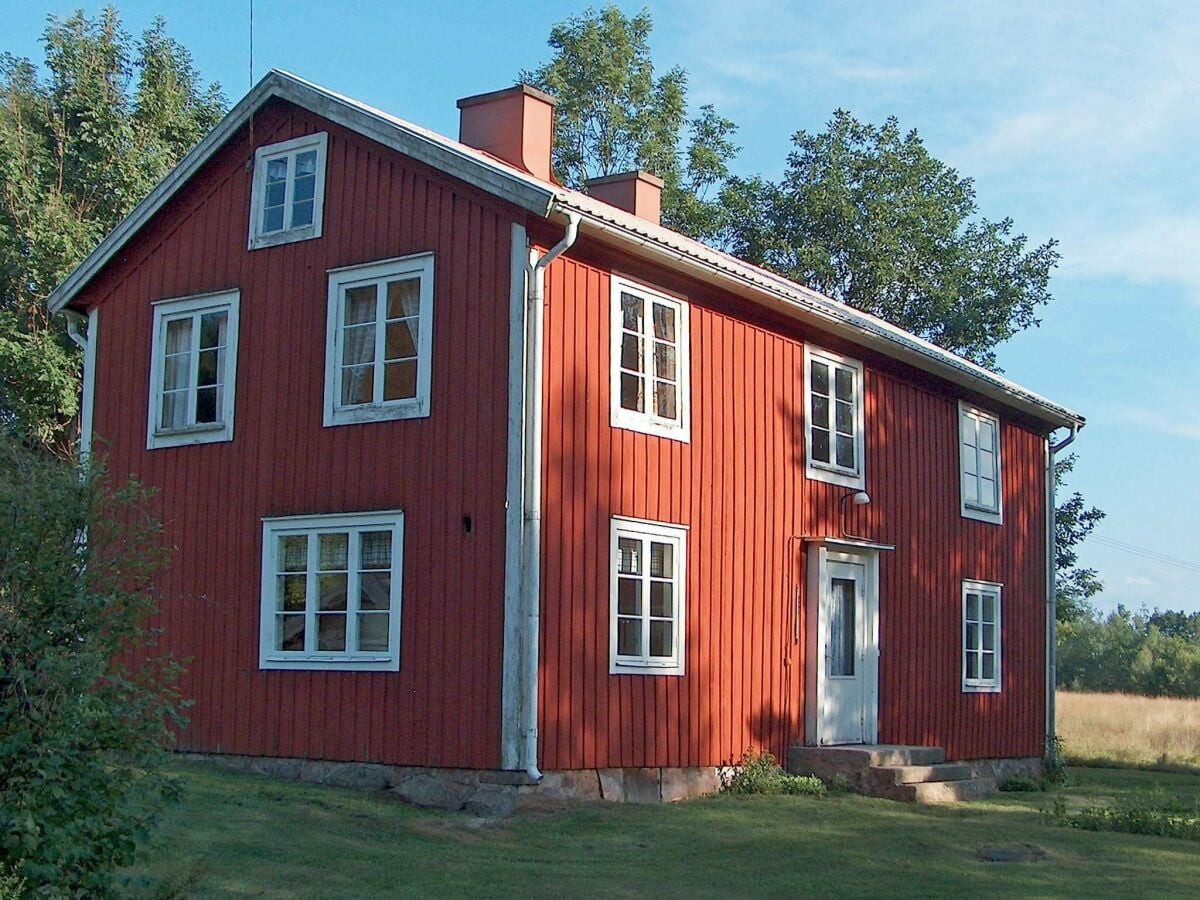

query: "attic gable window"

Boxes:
[324, 253, 435, 426]
[248, 132, 328, 249]
[960, 402, 1003, 524]
[146, 289, 240, 450]
[610, 276, 690, 442]
[804, 345, 865, 489]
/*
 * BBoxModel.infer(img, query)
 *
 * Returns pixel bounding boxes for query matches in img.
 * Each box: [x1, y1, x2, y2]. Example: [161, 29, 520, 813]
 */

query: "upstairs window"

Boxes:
[324, 254, 435, 426]
[259, 511, 404, 671]
[804, 346, 865, 489]
[962, 580, 1002, 692]
[146, 290, 239, 450]
[248, 133, 328, 249]
[610, 276, 690, 441]
[610, 516, 687, 675]
[960, 403, 1002, 524]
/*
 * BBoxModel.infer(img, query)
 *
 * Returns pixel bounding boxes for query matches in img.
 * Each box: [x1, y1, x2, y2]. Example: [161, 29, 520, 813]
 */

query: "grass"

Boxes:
[1058, 690, 1200, 771]
[118, 761, 1200, 898]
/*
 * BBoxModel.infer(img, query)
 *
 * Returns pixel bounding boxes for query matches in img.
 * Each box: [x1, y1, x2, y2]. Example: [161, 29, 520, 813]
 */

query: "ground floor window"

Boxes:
[962, 580, 1001, 692]
[610, 516, 686, 675]
[259, 511, 403, 671]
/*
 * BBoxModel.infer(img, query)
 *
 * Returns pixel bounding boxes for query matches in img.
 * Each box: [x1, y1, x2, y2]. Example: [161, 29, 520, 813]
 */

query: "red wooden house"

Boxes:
[48, 72, 1083, 803]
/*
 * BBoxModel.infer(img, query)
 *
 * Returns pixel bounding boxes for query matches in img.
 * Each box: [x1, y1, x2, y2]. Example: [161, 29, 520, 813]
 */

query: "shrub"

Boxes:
[1043, 734, 1068, 785]
[723, 749, 826, 797]
[0, 440, 185, 894]
[1044, 791, 1200, 842]
[998, 774, 1046, 792]
[0, 863, 25, 900]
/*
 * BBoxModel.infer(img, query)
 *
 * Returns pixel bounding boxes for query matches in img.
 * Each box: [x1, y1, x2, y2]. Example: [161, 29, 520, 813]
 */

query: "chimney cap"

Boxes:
[585, 169, 665, 189]
[457, 83, 557, 110]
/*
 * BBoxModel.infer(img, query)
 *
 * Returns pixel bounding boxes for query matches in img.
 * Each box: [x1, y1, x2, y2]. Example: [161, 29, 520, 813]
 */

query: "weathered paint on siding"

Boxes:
[80, 98, 517, 768]
[536, 238, 1047, 770]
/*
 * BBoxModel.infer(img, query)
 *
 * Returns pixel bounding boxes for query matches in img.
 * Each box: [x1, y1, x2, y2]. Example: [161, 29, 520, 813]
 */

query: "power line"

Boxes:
[1088, 534, 1200, 574]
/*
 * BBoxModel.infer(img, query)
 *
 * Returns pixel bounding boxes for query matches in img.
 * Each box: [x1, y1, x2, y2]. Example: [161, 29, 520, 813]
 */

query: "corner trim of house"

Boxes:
[500, 222, 529, 770]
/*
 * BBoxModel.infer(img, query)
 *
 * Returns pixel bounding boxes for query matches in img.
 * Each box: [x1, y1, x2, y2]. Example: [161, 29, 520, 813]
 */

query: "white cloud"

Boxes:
[1100, 405, 1200, 442]
[1123, 575, 1155, 587]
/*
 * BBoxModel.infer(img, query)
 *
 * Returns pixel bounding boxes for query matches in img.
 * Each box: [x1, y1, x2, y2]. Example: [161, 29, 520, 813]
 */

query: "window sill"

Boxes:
[147, 422, 233, 450]
[610, 410, 691, 443]
[610, 659, 684, 676]
[961, 504, 1003, 525]
[248, 224, 321, 251]
[805, 461, 865, 490]
[324, 399, 430, 427]
[260, 654, 400, 672]
[962, 682, 1001, 694]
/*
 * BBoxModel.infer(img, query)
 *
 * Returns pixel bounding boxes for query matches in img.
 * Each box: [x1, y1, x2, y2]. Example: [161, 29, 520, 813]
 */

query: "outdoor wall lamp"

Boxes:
[840, 489, 871, 539]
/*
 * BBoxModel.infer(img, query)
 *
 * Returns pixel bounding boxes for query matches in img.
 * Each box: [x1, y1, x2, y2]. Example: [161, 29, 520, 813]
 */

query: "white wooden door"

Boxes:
[819, 560, 868, 745]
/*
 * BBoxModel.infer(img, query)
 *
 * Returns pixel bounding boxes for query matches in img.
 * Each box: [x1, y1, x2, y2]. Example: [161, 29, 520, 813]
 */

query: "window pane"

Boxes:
[649, 620, 673, 658]
[654, 381, 677, 420]
[654, 341, 676, 379]
[163, 354, 190, 392]
[278, 574, 307, 611]
[982, 652, 995, 680]
[319, 533, 349, 570]
[835, 434, 856, 470]
[280, 535, 308, 572]
[810, 360, 829, 396]
[966, 592, 980, 622]
[620, 333, 642, 372]
[358, 613, 389, 651]
[318, 573, 348, 611]
[966, 622, 979, 652]
[982, 593, 996, 625]
[978, 419, 994, 452]
[385, 320, 418, 361]
[811, 395, 830, 429]
[199, 312, 227, 350]
[266, 157, 288, 184]
[197, 348, 220, 388]
[165, 317, 192, 355]
[982, 623, 995, 653]
[387, 279, 421, 319]
[294, 150, 317, 177]
[964, 475, 979, 504]
[292, 172, 315, 202]
[830, 577, 856, 677]
[344, 286, 377, 325]
[262, 204, 285, 233]
[317, 613, 346, 651]
[978, 477, 996, 509]
[834, 367, 854, 403]
[963, 418, 978, 450]
[341, 365, 374, 406]
[811, 428, 831, 463]
[360, 572, 391, 610]
[617, 537, 641, 575]
[290, 198, 314, 228]
[276, 614, 305, 651]
[835, 399, 854, 435]
[621, 293, 643, 331]
[966, 651, 978, 680]
[650, 581, 673, 617]
[650, 542, 673, 578]
[342, 324, 376, 365]
[384, 360, 418, 401]
[617, 578, 641, 615]
[360, 531, 392, 569]
[617, 617, 641, 656]
[652, 302, 676, 342]
[620, 372, 644, 413]
[195, 386, 218, 424]
[160, 391, 187, 430]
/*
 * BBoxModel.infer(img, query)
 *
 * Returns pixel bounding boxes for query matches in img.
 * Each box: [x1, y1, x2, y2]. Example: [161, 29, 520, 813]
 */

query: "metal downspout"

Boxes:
[520, 208, 580, 782]
[1046, 424, 1079, 754]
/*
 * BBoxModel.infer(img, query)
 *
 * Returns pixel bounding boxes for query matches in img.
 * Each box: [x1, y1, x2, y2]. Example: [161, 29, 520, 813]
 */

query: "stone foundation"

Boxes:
[962, 756, 1043, 783]
[180, 753, 720, 815]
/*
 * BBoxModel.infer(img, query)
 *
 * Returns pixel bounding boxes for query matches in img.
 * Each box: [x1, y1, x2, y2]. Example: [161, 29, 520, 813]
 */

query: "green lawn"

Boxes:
[122, 762, 1200, 898]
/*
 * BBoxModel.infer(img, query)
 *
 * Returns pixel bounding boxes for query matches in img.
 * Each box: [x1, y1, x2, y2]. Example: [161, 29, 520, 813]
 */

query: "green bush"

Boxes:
[1043, 734, 1069, 785]
[723, 749, 826, 797]
[0, 863, 25, 900]
[1045, 792, 1200, 842]
[998, 775, 1046, 792]
[0, 440, 185, 895]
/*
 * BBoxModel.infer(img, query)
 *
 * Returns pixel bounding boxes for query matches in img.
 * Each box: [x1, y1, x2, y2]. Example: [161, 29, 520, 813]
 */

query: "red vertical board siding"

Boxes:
[79, 99, 516, 768]
[538, 241, 1048, 770]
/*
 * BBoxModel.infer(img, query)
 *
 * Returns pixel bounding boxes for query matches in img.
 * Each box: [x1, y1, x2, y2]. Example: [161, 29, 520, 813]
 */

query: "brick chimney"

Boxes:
[457, 85, 556, 182]
[584, 171, 664, 226]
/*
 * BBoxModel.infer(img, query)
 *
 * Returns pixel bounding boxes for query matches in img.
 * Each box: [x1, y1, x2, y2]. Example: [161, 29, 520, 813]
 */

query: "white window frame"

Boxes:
[609, 516, 687, 676]
[259, 511, 404, 671]
[609, 276, 691, 442]
[962, 579, 1002, 693]
[804, 345, 865, 489]
[146, 289, 240, 450]
[959, 401, 1003, 524]
[323, 253, 435, 427]
[247, 132, 329, 250]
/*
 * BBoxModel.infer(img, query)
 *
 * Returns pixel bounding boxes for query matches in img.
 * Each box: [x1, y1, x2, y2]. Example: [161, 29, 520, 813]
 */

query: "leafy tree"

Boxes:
[720, 110, 1059, 369]
[1054, 454, 1105, 623]
[0, 438, 184, 893]
[0, 8, 225, 448]
[521, 5, 738, 241]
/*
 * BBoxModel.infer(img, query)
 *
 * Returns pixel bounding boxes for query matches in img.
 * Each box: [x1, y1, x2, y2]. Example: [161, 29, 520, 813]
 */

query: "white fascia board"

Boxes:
[555, 195, 1085, 433]
[46, 69, 554, 315]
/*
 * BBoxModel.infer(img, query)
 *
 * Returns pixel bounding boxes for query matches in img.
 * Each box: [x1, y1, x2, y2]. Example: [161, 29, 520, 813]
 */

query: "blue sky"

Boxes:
[8, 0, 1199, 613]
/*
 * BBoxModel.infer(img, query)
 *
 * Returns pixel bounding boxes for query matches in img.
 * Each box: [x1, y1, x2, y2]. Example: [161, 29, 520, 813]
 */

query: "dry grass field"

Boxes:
[1058, 690, 1200, 770]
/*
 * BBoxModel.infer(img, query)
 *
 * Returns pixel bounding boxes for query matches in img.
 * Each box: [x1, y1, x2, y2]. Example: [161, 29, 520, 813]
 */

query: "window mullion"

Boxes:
[283, 153, 296, 230]
[305, 534, 318, 653]
[347, 530, 360, 655]
[186, 313, 201, 426]
[374, 282, 386, 405]
[642, 541, 651, 664]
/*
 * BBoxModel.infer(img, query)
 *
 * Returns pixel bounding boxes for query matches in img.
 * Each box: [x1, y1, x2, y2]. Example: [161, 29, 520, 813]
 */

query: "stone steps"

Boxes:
[787, 744, 997, 804]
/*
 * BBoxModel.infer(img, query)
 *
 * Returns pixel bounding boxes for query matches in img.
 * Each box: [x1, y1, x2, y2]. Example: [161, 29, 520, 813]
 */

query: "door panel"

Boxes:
[820, 560, 867, 744]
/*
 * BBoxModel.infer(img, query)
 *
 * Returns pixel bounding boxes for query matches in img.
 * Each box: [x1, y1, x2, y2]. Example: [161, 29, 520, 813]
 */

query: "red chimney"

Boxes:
[585, 171, 664, 225]
[456, 85, 557, 182]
